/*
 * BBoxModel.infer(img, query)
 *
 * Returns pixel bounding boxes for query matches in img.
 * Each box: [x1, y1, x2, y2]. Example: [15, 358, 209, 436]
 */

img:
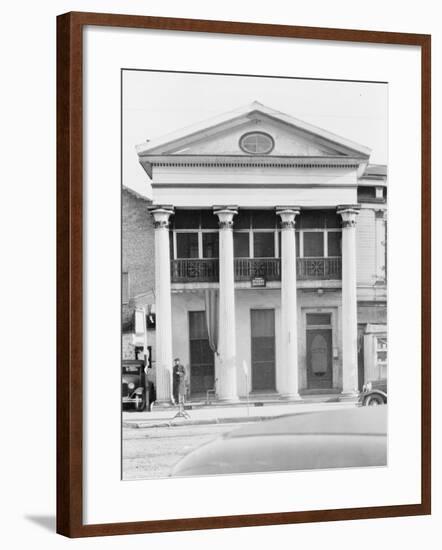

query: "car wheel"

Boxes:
[365, 394, 384, 406]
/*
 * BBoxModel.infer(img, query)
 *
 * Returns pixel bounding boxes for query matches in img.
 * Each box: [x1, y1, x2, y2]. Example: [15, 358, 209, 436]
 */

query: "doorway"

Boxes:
[251, 309, 276, 391]
[188, 311, 215, 396]
[306, 313, 333, 390]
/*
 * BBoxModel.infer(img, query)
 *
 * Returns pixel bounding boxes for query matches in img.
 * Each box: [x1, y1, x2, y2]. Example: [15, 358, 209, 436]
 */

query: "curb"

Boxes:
[123, 414, 278, 429]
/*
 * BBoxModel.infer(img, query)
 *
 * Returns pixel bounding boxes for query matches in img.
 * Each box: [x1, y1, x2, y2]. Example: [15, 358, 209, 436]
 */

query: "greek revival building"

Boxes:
[135, 102, 387, 403]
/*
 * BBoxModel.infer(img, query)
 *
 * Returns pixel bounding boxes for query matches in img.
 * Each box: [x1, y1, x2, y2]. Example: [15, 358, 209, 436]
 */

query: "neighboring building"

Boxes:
[131, 101, 387, 403]
[121, 187, 155, 362]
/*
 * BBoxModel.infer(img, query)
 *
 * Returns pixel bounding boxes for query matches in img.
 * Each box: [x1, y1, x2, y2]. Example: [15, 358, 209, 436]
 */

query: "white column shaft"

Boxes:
[215, 208, 238, 402]
[339, 207, 360, 395]
[281, 228, 299, 396]
[276, 207, 300, 399]
[151, 208, 174, 402]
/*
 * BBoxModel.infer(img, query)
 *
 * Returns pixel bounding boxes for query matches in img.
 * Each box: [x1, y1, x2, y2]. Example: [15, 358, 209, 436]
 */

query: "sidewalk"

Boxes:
[122, 400, 358, 429]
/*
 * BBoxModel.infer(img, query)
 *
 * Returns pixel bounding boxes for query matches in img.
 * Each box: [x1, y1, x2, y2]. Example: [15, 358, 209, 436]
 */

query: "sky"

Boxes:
[122, 69, 388, 198]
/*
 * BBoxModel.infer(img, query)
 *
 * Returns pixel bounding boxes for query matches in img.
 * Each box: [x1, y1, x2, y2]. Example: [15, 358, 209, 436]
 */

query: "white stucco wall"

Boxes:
[153, 183, 357, 208]
[151, 164, 359, 185]
[170, 287, 345, 396]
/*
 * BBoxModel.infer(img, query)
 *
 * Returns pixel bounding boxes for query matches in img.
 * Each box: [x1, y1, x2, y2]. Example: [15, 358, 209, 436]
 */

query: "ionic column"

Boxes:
[337, 205, 360, 398]
[276, 207, 301, 399]
[214, 206, 238, 402]
[150, 206, 174, 403]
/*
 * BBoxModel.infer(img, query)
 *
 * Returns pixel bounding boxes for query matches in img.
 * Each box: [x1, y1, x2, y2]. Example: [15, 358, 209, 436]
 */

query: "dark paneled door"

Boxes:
[307, 329, 333, 389]
[189, 311, 215, 395]
[251, 309, 276, 391]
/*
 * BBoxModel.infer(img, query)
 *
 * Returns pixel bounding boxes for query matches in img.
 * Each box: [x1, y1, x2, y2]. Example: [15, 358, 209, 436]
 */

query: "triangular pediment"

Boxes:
[136, 101, 371, 160]
[164, 116, 345, 157]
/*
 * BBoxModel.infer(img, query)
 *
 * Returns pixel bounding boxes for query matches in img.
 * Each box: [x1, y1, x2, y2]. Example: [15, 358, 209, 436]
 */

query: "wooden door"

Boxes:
[251, 309, 276, 391]
[189, 311, 215, 395]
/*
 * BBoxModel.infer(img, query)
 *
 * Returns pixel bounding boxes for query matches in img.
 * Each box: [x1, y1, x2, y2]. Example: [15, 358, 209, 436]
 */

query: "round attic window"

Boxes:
[239, 132, 274, 154]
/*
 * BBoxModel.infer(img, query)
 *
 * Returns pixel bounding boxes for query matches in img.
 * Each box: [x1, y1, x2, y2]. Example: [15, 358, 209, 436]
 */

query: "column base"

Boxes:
[216, 396, 240, 404]
[279, 393, 303, 402]
[339, 391, 359, 403]
[152, 399, 175, 409]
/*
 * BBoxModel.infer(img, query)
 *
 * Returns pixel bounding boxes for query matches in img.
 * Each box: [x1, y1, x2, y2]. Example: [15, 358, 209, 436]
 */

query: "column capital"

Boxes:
[337, 204, 360, 228]
[276, 206, 301, 229]
[374, 208, 386, 220]
[213, 206, 238, 229]
[149, 205, 174, 229]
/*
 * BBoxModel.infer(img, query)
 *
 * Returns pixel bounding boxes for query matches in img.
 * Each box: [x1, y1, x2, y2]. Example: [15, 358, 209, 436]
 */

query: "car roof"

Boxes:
[224, 406, 386, 439]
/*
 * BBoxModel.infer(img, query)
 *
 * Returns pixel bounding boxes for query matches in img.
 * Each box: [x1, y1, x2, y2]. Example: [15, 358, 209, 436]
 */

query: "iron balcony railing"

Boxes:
[171, 258, 219, 282]
[170, 257, 342, 283]
[234, 258, 281, 281]
[296, 257, 342, 280]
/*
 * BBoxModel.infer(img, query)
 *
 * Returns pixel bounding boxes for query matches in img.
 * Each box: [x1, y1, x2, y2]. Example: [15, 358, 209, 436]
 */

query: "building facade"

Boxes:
[132, 102, 387, 403]
[121, 188, 156, 362]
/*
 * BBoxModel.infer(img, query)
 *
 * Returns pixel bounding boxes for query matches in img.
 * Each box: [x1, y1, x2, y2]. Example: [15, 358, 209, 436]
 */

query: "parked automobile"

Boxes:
[170, 405, 387, 477]
[359, 378, 387, 406]
[122, 360, 155, 411]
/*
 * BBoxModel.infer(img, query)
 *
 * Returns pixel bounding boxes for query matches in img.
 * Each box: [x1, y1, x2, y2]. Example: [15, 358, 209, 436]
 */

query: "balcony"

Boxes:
[171, 257, 341, 283]
[297, 257, 342, 280]
[235, 258, 281, 281]
[171, 258, 219, 283]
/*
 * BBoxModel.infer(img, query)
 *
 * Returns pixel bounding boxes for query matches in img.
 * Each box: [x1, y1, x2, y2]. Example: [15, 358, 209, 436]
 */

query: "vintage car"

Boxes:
[359, 378, 387, 406]
[122, 360, 155, 411]
[170, 405, 387, 477]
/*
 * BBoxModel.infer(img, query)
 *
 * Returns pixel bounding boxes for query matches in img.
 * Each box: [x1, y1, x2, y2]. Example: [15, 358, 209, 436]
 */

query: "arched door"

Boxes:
[307, 329, 333, 389]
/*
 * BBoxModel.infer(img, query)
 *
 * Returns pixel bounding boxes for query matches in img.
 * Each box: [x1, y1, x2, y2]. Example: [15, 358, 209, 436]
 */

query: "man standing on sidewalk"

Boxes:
[172, 357, 186, 405]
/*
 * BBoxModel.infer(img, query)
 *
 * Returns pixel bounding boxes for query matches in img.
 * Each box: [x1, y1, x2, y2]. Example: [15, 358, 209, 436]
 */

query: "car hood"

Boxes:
[171, 406, 387, 477]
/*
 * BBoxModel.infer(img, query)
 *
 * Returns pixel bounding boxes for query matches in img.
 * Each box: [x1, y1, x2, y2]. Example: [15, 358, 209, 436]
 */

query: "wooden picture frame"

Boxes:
[57, 11, 431, 537]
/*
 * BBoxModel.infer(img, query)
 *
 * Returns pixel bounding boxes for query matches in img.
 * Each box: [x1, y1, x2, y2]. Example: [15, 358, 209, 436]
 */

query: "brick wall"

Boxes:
[122, 333, 135, 360]
[122, 188, 155, 328]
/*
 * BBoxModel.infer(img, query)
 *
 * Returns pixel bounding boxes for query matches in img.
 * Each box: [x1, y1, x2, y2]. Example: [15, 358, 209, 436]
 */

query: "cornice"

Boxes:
[139, 155, 364, 171]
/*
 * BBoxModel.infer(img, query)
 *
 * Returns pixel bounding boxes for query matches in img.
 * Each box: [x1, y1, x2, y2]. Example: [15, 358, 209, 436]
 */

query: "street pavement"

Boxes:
[123, 422, 238, 480]
[123, 399, 357, 429]
[122, 401, 358, 480]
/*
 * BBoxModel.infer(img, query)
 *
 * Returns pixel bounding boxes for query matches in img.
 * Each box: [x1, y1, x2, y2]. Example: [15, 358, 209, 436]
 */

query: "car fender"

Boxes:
[133, 387, 145, 396]
[363, 390, 387, 403]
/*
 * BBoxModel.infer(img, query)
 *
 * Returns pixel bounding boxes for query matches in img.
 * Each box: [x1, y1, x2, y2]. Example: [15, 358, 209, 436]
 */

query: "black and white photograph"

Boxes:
[1, 0, 436, 545]
[121, 69, 388, 481]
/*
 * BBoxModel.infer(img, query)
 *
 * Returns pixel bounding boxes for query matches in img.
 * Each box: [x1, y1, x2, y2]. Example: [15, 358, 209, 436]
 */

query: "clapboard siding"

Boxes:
[357, 208, 377, 284]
